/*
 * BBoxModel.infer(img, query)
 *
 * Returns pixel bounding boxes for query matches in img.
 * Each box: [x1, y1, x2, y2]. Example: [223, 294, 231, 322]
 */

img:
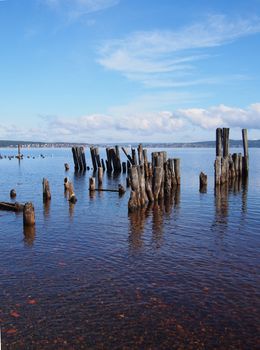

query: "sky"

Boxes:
[0, 0, 260, 143]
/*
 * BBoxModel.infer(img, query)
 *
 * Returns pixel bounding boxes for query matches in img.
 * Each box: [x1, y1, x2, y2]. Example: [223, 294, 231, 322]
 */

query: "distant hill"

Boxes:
[0, 139, 260, 148]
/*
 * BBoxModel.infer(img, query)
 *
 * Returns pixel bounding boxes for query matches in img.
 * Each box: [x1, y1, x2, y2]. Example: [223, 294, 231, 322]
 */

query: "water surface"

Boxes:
[0, 147, 259, 349]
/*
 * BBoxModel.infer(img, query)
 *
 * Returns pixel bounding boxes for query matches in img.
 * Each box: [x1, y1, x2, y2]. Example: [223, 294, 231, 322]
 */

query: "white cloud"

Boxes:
[2, 103, 260, 142]
[179, 103, 260, 130]
[98, 15, 260, 87]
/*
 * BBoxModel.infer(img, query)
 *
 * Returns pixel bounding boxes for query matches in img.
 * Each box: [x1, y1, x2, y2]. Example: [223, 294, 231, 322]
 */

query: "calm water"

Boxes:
[0, 147, 259, 349]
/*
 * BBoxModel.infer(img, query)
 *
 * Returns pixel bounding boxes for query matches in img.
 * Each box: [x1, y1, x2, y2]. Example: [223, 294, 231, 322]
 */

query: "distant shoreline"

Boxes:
[0, 140, 260, 148]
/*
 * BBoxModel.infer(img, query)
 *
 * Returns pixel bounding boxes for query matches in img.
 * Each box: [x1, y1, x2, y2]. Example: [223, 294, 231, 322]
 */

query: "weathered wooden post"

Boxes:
[216, 128, 222, 157]
[131, 149, 137, 166]
[98, 167, 103, 187]
[238, 153, 243, 178]
[199, 172, 207, 192]
[122, 162, 127, 173]
[101, 159, 106, 172]
[10, 189, 16, 198]
[118, 184, 126, 196]
[137, 144, 144, 165]
[42, 178, 51, 201]
[106, 148, 113, 172]
[214, 156, 221, 186]
[72, 147, 79, 171]
[174, 158, 181, 185]
[222, 128, 230, 158]
[143, 149, 149, 178]
[23, 202, 35, 227]
[18, 144, 21, 159]
[68, 182, 77, 203]
[64, 177, 70, 191]
[90, 146, 97, 172]
[153, 166, 163, 201]
[115, 145, 122, 172]
[242, 129, 249, 178]
[128, 166, 140, 211]
[89, 177, 95, 192]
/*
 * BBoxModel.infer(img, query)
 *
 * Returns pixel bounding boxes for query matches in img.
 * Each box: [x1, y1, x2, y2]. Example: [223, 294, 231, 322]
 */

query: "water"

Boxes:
[0, 148, 259, 349]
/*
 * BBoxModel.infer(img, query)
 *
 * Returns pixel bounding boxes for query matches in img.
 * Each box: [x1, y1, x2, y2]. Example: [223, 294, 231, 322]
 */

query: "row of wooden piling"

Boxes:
[214, 128, 248, 186]
[127, 146, 181, 211]
[72, 146, 87, 171]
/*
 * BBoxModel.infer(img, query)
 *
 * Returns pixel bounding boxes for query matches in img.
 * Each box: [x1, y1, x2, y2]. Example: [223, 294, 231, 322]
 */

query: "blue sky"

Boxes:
[0, 0, 260, 142]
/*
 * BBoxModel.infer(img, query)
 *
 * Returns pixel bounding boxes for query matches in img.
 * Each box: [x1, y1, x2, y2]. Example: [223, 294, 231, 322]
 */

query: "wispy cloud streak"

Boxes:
[44, 0, 120, 18]
[98, 15, 260, 87]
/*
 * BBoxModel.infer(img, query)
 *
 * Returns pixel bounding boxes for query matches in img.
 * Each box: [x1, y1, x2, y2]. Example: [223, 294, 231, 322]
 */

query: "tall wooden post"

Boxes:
[98, 167, 103, 186]
[216, 128, 222, 157]
[242, 129, 249, 177]
[222, 128, 230, 158]
[174, 159, 181, 185]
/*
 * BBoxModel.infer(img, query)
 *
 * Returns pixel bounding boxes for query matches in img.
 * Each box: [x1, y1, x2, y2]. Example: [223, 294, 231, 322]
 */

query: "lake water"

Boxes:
[0, 147, 259, 349]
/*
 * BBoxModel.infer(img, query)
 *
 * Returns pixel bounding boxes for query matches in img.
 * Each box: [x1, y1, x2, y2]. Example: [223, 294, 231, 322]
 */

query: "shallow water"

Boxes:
[0, 147, 259, 349]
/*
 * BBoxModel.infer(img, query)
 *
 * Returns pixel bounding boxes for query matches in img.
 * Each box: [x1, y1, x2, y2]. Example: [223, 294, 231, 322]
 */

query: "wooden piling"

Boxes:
[101, 159, 106, 172]
[72, 147, 79, 171]
[153, 166, 163, 201]
[118, 184, 126, 196]
[98, 167, 103, 186]
[216, 128, 222, 157]
[18, 144, 21, 159]
[80, 146, 87, 171]
[23, 202, 35, 227]
[64, 177, 70, 191]
[137, 144, 144, 166]
[131, 149, 137, 166]
[90, 146, 97, 172]
[42, 178, 51, 201]
[174, 158, 181, 185]
[115, 145, 122, 172]
[122, 162, 127, 173]
[106, 148, 113, 172]
[68, 182, 77, 203]
[10, 189, 16, 198]
[242, 129, 249, 177]
[89, 177, 96, 192]
[214, 156, 221, 186]
[199, 172, 207, 192]
[128, 166, 140, 211]
[222, 128, 230, 158]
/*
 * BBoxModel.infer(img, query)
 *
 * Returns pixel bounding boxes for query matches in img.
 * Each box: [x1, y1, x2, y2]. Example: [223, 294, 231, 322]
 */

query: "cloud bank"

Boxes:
[1, 103, 260, 142]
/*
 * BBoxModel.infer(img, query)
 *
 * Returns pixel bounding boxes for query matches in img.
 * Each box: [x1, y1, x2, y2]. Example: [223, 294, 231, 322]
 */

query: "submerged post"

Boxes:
[199, 172, 207, 192]
[42, 178, 51, 201]
[23, 202, 35, 227]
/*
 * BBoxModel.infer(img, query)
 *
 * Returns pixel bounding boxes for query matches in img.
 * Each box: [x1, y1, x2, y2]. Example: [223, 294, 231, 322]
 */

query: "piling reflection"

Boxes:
[128, 186, 180, 252]
[214, 177, 248, 229]
[23, 225, 36, 247]
[69, 202, 75, 218]
[43, 199, 51, 218]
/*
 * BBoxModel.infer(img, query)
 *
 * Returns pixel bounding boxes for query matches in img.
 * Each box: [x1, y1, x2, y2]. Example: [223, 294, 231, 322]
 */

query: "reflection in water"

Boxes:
[214, 178, 248, 229]
[128, 186, 180, 252]
[69, 202, 75, 218]
[23, 225, 36, 246]
[242, 177, 248, 214]
[43, 199, 51, 218]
